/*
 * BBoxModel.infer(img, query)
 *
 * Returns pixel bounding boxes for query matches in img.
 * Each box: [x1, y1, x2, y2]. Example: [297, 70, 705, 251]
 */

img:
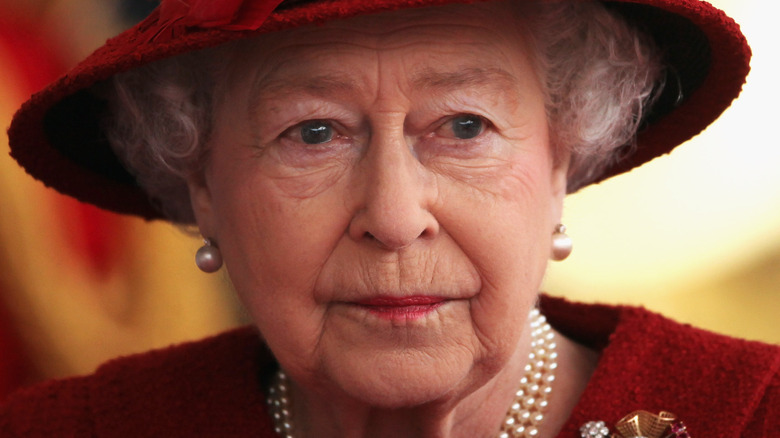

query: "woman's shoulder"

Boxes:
[541, 294, 780, 361]
[542, 295, 780, 437]
[1, 326, 278, 437]
[743, 368, 780, 437]
[616, 302, 780, 437]
[0, 373, 94, 436]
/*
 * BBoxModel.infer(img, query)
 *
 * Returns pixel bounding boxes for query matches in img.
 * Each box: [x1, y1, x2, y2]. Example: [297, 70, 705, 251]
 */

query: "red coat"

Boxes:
[2, 296, 778, 437]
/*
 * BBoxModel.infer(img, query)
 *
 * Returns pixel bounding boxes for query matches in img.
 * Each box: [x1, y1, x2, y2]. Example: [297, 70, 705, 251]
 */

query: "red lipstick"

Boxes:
[355, 296, 445, 320]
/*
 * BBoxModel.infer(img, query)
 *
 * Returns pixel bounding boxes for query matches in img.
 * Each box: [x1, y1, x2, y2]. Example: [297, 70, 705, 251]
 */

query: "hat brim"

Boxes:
[7, 0, 750, 220]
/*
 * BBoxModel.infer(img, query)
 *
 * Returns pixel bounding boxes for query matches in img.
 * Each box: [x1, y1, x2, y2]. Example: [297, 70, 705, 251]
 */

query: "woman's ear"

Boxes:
[187, 171, 217, 239]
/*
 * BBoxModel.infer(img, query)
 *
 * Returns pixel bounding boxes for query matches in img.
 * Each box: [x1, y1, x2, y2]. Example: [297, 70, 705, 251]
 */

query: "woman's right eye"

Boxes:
[293, 120, 334, 145]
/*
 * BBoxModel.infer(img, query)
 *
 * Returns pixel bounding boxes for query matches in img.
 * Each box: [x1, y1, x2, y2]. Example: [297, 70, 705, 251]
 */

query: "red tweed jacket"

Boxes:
[2, 296, 778, 437]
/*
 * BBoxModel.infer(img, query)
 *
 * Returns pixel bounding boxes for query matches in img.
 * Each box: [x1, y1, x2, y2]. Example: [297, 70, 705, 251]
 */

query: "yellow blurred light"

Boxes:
[543, 0, 780, 343]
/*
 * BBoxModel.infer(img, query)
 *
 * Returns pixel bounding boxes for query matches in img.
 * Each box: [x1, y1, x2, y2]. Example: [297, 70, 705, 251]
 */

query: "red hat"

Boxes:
[7, 0, 750, 220]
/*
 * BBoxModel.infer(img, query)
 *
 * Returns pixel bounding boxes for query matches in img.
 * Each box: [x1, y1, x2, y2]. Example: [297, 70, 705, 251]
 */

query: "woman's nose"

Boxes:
[348, 131, 439, 250]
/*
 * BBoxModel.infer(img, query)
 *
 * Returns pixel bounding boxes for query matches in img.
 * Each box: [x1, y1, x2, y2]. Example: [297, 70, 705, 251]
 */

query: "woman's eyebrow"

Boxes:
[246, 72, 359, 118]
[253, 73, 360, 101]
[247, 67, 521, 116]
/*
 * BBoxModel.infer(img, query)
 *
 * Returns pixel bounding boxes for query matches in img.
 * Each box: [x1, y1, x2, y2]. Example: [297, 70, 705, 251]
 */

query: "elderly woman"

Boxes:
[2, 0, 778, 436]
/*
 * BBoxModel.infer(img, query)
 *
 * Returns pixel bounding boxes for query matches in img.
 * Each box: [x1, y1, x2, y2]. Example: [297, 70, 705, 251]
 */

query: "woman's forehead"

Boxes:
[225, 1, 536, 100]
[246, 67, 527, 108]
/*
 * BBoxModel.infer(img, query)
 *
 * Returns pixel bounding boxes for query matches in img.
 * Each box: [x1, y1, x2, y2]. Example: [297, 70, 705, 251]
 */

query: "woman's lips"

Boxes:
[354, 296, 446, 320]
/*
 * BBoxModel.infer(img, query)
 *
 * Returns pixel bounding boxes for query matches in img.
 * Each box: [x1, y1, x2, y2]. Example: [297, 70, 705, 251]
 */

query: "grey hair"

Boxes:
[105, 0, 663, 223]
[103, 48, 226, 222]
[526, 2, 663, 190]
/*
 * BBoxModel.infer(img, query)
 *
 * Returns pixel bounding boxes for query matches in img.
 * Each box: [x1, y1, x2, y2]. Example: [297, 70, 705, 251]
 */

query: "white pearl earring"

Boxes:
[195, 239, 223, 273]
[551, 224, 573, 261]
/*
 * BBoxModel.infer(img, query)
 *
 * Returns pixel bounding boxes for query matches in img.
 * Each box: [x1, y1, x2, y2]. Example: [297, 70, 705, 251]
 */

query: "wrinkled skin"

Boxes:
[188, 2, 578, 437]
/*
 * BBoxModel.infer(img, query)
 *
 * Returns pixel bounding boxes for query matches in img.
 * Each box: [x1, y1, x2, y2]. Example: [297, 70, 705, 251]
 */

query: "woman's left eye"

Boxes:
[440, 114, 485, 140]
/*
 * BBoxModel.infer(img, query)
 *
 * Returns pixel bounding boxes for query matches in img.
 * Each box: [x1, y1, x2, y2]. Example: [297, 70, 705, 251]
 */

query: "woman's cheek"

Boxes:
[255, 142, 357, 200]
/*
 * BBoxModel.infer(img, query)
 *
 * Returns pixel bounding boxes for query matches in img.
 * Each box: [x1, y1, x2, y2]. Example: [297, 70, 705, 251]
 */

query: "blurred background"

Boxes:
[0, 0, 777, 400]
[544, 0, 780, 344]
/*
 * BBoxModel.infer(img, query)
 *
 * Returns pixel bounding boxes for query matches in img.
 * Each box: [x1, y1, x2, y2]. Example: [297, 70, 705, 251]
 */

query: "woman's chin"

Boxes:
[316, 347, 481, 409]
[332, 369, 465, 409]
[285, 301, 501, 408]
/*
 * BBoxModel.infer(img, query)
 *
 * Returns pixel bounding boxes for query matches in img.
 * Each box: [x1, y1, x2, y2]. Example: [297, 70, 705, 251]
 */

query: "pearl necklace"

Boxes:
[266, 309, 557, 438]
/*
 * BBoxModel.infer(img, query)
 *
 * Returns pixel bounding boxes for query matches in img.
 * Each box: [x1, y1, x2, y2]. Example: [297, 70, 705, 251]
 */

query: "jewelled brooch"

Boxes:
[580, 410, 690, 438]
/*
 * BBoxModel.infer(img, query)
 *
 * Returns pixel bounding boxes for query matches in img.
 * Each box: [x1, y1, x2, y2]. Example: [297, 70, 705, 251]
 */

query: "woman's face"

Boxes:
[189, 2, 568, 408]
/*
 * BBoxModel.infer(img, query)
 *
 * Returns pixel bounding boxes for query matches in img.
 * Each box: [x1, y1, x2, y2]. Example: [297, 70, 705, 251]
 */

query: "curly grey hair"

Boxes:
[104, 1, 663, 223]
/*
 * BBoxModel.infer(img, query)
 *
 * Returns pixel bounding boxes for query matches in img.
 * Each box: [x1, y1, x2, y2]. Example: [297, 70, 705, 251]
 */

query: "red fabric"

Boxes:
[151, 0, 285, 42]
[160, 0, 247, 27]
[540, 298, 780, 437]
[1, 297, 777, 437]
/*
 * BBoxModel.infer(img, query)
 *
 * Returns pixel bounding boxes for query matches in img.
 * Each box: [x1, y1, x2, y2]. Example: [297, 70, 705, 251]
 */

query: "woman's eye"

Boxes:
[298, 121, 334, 144]
[447, 115, 484, 140]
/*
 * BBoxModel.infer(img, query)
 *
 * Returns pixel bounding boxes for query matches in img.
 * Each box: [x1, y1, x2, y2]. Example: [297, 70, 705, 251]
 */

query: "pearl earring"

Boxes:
[195, 239, 223, 273]
[551, 224, 573, 261]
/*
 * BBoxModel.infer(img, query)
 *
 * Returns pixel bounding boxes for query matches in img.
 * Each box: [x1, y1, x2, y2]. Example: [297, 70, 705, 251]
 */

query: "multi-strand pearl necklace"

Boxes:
[498, 309, 558, 437]
[266, 309, 557, 438]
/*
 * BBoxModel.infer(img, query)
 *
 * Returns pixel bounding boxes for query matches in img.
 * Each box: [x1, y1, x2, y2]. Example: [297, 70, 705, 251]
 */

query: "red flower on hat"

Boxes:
[150, 0, 286, 42]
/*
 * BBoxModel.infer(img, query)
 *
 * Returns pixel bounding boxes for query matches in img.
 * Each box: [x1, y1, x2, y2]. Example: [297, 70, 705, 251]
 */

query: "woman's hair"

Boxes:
[105, 1, 663, 223]
[526, 2, 663, 190]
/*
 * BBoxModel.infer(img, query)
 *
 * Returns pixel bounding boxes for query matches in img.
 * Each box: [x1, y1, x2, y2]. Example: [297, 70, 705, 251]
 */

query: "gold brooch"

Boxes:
[580, 411, 690, 438]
